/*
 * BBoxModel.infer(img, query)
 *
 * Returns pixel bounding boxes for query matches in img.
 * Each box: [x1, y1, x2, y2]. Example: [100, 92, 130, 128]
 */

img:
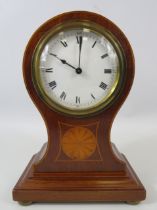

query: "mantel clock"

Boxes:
[12, 11, 146, 204]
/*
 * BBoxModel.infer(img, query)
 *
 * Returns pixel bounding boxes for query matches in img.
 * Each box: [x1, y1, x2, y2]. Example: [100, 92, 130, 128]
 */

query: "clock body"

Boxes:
[13, 11, 146, 203]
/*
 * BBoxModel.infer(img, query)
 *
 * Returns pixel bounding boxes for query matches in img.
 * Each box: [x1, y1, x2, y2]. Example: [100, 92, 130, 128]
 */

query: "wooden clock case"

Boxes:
[12, 11, 146, 204]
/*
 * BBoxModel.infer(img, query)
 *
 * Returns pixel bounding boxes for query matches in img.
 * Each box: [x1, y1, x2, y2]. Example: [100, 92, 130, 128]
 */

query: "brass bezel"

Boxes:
[32, 20, 125, 117]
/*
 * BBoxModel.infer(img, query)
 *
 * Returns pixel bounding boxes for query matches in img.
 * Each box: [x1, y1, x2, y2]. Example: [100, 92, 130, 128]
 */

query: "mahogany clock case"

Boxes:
[12, 11, 146, 203]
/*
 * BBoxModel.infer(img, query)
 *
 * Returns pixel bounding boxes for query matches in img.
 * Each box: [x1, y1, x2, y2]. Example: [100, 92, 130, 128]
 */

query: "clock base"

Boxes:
[12, 143, 146, 203]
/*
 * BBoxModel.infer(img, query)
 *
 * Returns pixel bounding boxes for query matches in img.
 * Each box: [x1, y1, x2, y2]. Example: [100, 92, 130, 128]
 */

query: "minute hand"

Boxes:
[49, 53, 77, 70]
[78, 36, 83, 68]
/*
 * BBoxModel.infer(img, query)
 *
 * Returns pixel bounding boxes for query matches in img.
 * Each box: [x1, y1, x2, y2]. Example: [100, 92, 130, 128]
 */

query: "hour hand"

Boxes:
[49, 53, 66, 64]
[49, 53, 77, 70]
[49, 53, 62, 62]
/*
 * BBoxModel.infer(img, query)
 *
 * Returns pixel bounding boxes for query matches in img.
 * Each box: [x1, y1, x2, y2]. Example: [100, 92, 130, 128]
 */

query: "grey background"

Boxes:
[0, 0, 157, 209]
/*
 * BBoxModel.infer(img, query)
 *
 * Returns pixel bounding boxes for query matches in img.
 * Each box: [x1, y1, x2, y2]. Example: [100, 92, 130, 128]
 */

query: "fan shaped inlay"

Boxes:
[61, 126, 97, 160]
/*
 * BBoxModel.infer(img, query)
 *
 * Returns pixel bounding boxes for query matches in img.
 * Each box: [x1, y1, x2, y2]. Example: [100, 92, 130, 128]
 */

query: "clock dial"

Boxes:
[33, 26, 123, 115]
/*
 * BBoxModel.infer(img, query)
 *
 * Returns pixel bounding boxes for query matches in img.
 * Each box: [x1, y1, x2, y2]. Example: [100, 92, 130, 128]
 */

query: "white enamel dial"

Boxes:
[37, 28, 120, 112]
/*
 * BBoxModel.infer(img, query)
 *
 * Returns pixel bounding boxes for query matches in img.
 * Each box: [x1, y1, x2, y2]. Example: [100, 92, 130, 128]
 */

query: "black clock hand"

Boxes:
[49, 53, 77, 70]
[78, 36, 82, 68]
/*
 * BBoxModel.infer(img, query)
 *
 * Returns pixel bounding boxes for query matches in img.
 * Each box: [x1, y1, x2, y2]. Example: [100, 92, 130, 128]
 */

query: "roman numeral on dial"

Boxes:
[76, 96, 80, 104]
[101, 53, 108, 59]
[45, 68, 53, 72]
[60, 91, 66, 100]
[99, 82, 107, 90]
[76, 36, 82, 44]
[48, 81, 57, 89]
[40, 67, 53, 72]
[92, 41, 97, 48]
[91, 94, 95, 99]
[104, 69, 112, 73]
[60, 41, 68, 47]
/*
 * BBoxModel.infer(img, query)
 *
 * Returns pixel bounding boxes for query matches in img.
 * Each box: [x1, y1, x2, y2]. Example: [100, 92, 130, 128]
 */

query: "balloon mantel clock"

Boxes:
[12, 11, 146, 204]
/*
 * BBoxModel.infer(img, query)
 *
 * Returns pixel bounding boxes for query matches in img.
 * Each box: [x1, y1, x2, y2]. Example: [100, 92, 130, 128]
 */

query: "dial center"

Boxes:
[76, 67, 82, 74]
